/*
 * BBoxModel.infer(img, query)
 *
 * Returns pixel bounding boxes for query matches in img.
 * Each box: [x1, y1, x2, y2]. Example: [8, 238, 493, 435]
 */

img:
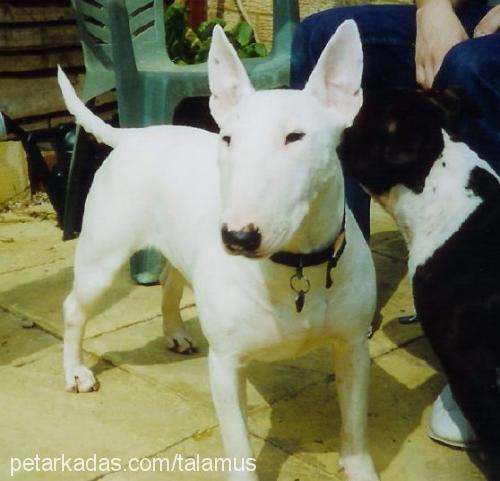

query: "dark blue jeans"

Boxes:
[290, 3, 500, 238]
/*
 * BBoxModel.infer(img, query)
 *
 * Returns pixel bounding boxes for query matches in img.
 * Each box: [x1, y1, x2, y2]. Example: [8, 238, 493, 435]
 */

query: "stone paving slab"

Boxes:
[0, 349, 216, 481]
[0, 206, 488, 481]
[101, 429, 339, 481]
[0, 219, 74, 275]
[246, 337, 485, 481]
[0, 309, 58, 366]
[84, 308, 327, 412]
[0, 224, 195, 341]
[370, 254, 422, 360]
[0, 307, 485, 481]
[370, 204, 407, 262]
[371, 340, 485, 481]
[0, 260, 161, 339]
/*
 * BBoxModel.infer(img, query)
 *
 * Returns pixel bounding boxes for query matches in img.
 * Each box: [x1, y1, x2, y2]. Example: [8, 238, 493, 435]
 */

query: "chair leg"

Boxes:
[63, 125, 93, 240]
[130, 247, 166, 285]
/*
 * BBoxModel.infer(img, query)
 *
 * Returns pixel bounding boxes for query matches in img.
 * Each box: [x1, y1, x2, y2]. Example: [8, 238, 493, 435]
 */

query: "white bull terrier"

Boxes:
[59, 21, 378, 481]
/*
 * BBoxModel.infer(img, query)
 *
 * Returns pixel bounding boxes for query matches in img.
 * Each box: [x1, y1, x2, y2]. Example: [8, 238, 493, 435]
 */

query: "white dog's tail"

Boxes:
[57, 66, 122, 148]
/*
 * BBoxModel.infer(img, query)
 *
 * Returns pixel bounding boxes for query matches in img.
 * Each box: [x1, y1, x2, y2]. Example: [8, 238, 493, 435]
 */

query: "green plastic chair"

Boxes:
[106, 0, 299, 125]
[63, 0, 174, 244]
[66, 0, 299, 284]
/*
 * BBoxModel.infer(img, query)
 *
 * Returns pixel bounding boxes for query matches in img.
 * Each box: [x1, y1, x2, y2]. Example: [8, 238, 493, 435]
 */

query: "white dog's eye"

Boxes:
[222, 135, 231, 146]
[285, 132, 305, 145]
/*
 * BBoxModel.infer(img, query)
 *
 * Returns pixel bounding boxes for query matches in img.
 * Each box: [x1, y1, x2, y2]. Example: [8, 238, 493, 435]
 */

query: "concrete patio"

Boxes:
[0, 199, 487, 481]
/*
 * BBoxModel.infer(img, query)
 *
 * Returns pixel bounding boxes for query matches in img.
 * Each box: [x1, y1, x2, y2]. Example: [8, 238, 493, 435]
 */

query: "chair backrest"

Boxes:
[71, 0, 168, 73]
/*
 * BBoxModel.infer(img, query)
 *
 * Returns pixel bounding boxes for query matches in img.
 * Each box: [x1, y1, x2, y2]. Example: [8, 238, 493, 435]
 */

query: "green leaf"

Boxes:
[253, 43, 268, 57]
[197, 18, 226, 41]
[231, 21, 253, 47]
[165, 2, 187, 24]
[239, 44, 256, 58]
[165, 2, 190, 61]
[185, 27, 201, 48]
[165, 9, 264, 64]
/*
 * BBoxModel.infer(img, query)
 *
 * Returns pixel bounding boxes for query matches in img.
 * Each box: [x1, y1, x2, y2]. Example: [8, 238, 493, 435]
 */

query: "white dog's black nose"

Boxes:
[221, 223, 261, 255]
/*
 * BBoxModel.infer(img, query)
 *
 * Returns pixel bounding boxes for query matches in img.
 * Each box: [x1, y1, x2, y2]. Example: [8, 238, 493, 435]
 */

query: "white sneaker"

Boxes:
[428, 384, 478, 448]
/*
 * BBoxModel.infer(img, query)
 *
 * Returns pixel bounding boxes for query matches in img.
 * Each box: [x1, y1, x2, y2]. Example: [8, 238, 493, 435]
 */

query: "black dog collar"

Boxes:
[270, 211, 347, 313]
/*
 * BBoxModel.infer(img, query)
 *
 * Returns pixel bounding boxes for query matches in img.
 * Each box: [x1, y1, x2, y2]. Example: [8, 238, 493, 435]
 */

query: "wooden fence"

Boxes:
[0, 0, 116, 131]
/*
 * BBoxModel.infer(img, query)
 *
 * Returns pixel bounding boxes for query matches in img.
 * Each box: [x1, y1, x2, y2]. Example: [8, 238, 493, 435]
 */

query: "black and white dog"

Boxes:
[337, 89, 500, 480]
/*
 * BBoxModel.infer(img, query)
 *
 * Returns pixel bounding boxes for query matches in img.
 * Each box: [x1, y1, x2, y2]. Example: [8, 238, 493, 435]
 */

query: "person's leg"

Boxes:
[433, 32, 500, 173]
[428, 384, 478, 448]
[291, 5, 418, 239]
[291, 5, 418, 90]
[428, 4, 500, 452]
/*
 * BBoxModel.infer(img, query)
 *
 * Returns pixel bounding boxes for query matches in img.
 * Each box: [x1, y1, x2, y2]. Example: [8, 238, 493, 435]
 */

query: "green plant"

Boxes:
[165, 2, 268, 65]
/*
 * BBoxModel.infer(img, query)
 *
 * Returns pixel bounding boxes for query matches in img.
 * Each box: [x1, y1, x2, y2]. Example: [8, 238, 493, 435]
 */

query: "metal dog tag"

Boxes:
[295, 290, 305, 313]
[290, 264, 311, 313]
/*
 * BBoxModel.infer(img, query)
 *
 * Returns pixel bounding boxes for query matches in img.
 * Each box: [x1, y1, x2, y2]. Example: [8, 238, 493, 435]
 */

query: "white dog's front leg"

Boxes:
[63, 291, 98, 393]
[208, 351, 258, 481]
[332, 337, 379, 481]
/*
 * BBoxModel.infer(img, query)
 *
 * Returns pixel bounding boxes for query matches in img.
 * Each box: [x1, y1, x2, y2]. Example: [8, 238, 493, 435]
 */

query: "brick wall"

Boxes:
[207, 0, 412, 48]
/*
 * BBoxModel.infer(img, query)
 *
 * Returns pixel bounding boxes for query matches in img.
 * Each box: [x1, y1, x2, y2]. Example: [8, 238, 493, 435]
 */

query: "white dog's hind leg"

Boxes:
[208, 351, 257, 481]
[160, 265, 197, 354]
[333, 337, 379, 481]
[63, 239, 131, 393]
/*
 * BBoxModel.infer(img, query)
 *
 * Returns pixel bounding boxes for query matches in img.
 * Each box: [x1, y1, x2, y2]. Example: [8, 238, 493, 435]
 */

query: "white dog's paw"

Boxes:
[340, 454, 379, 481]
[165, 329, 198, 355]
[65, 365, 99, 393]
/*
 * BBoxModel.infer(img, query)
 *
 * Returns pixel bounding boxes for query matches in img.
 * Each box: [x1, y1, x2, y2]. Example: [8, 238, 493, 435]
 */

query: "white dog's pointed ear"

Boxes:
[304, 20, 363, 124]
[208, 25, 254, 125]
